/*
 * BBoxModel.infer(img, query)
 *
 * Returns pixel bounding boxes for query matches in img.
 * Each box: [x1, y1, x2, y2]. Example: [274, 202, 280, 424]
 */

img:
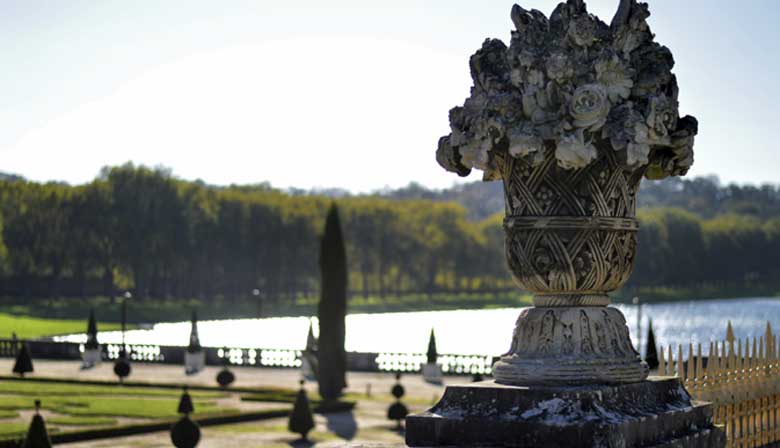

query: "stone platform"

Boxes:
[405, 377, 725, 447]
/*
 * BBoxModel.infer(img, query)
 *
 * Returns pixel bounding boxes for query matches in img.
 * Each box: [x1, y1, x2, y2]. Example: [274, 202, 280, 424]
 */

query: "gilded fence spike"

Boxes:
[658, 344, 666, 376]
[727, 320, 735, 345]
[667, 345, 674, 377]
[678, 344, 684, 381]
[737, 338, 743, 371]
[696, 343, 703, 381]
[687, 343, 695, 383]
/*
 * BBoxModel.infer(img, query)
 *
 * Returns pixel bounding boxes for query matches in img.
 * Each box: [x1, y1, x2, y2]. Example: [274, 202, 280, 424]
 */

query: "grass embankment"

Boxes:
[613, 284, 780, 303]
[0, 378, 294, 442]
[0, 292, 535, 327]
[0, 313, 125, 339]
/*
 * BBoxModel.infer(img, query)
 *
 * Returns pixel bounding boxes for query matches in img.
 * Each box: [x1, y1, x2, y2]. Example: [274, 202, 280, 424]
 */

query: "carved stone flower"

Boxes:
[645, 95, 678, 145]
[546, 53, 574, 83]
[626, 141, 651, 167]
[555, 130, 597, 170]
[567, 14, 597, 47]
[459, 138, 492, 171]
[570, 84, 610, 131]
[507, 127, 544, 160]
[595, 55, 634, 103]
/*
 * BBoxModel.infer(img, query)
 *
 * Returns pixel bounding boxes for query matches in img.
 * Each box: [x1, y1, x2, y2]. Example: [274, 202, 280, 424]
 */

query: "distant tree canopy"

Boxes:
[0, 165, 779, 302]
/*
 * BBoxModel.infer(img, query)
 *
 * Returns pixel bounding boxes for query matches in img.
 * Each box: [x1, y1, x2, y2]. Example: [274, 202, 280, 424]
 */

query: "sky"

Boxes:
[1, 0, 778, 192]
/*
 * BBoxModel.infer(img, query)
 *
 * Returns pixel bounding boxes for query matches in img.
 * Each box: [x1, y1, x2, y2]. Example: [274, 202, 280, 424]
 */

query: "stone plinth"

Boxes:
[406, 378, 724, 447]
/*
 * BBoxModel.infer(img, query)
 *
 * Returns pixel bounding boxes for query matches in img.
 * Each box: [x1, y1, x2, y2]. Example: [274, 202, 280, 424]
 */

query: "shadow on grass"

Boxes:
[288, 438, 315, 447]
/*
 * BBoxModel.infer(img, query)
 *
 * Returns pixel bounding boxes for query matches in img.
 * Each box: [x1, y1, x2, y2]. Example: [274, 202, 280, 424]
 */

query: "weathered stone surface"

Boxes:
[406, 378, 725, 447]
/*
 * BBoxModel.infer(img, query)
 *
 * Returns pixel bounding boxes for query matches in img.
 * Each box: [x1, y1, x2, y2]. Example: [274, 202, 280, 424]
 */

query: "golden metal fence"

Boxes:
[659, 322, 780, 448]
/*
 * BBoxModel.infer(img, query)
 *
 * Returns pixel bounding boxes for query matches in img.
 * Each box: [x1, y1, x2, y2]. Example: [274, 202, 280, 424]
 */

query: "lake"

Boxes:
[55, 297, 780, 357]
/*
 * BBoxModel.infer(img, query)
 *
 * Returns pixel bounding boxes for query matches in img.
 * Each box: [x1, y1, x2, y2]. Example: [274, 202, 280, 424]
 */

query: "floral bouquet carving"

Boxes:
[435, 0, 697, 385]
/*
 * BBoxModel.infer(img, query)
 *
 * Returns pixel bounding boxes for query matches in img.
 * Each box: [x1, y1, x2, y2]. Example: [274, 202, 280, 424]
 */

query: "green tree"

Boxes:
[317, 203, 347, 401]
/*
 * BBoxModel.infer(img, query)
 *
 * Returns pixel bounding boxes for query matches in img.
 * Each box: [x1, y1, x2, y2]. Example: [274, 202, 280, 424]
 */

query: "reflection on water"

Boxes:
[56, 297, 780, 356]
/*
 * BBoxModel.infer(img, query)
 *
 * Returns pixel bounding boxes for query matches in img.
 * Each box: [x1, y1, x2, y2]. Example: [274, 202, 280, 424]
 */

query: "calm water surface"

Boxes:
[56, 297, 780, 356]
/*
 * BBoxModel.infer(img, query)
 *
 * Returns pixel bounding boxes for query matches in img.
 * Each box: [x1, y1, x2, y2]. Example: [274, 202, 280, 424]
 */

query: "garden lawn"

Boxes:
[0, 379, 294, 442]
[0, 313, 124, 339]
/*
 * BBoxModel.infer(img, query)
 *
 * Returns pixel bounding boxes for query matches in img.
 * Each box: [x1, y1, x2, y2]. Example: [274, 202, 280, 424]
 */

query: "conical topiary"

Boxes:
[13, 343, 33, 377]
[387, 373, 408, 430]
[426, 328, 438, 364]
[177, 387, 195, 415]
[645, 319, 659, 370]
[306, 320, 318, 352]
[187, 310, 202, 354]
[317, 203, 348, 401]
[171, 387, 200, 448]
[85, 309, 99, 350]
[22, 400, 51, 448]
[288, 380, 315, 440]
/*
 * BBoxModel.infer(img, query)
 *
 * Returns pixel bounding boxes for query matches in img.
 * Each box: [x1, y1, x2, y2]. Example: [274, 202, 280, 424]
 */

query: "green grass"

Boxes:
[0, 312, 124, 339]
[46, 416, 117, 426]
[0, 292, 535, 326]
[0, 423, 28, 438]
[53, 397, 233, 419]
[0, 380, 225, 399]
[0, 380, 233, 419]
[0, 410, 18, 419]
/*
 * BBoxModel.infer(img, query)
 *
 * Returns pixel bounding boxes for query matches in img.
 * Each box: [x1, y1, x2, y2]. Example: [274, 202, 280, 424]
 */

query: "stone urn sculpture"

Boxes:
[408, 2, 725, 446]
[435, 0, 697, 386]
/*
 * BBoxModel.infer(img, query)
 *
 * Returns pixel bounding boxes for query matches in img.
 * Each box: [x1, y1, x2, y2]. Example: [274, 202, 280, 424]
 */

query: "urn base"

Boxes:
[493, 305, 649, 386]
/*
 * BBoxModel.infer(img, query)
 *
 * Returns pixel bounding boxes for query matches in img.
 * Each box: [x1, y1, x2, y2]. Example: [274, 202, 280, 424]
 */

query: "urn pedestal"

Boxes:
[406, 378, 725, 448]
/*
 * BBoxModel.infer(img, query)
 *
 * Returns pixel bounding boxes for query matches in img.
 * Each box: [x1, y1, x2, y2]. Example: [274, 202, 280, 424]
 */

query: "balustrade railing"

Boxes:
[0, 338, 494, 376]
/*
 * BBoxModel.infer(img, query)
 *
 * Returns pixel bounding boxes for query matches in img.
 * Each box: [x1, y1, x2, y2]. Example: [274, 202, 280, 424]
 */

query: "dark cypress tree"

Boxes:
[85, 309, 99, 350]
[317, 203, 347, 401]
[426, 328, 438, 364]
[645, 319, 659, 370]
[171, 387, 200, 448]
[288, 380, 315, 440]
[13, 343, 33, 377]
[22, 401, 51, 448]
[387, 373, 408, 430]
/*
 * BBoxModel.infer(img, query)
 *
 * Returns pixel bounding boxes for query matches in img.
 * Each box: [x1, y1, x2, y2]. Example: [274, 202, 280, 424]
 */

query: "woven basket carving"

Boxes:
[501, 147, 643, 305]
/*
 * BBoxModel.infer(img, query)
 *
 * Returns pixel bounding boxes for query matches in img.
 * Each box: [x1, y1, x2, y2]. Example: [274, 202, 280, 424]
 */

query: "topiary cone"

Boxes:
[22, 400, 51, 448]
[13, 343, 34, 377]
[288, 380, 315, 440]
[171, 387, 200, 448]
[426, 328, 438, 365]
[177, 387, 195, 415]
[645, 319, 659, 370]
[85, 309, 99, 350]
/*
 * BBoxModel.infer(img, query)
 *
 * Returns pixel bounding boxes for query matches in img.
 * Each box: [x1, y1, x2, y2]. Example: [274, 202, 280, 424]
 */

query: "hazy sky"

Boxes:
[1, 0, 778, 192]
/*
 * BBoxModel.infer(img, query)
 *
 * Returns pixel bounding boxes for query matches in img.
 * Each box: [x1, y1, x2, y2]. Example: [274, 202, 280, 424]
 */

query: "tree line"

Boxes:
[0, 165, 778, 304]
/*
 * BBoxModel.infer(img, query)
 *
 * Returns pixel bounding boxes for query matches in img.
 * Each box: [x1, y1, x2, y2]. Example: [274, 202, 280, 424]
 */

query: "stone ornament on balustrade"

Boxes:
[435, 0, 697, 387]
